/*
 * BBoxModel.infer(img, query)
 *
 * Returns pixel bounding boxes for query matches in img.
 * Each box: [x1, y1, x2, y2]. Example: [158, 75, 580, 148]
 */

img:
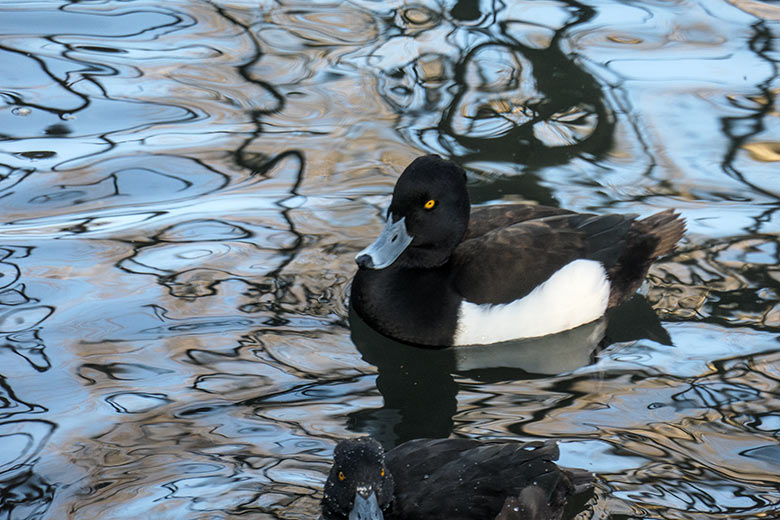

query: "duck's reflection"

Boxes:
[348, 294, 671, 448]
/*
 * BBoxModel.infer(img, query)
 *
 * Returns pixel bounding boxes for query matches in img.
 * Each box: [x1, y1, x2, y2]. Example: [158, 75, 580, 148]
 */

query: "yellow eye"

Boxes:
[424, 199, 436, 209]
[338, 471, 345, 481]
[380, 468, 385, 477]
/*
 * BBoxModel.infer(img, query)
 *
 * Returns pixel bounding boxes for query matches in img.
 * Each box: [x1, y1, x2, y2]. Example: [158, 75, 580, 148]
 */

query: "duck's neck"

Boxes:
[395, 245, 452, 269]
[351, 264, 460, 346]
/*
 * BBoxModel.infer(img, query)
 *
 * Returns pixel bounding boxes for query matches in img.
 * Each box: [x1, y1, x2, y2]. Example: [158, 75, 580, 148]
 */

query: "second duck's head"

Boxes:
[356, 155, 470, 270]
[322, 437, 395, 520]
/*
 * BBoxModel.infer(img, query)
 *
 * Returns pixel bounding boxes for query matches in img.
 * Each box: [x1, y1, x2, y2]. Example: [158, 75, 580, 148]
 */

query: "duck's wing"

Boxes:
[465, 204, 574, 240]
[453, 212, 636, 305]
[385, 438, 483, 478]
[387, 440, 591, 520]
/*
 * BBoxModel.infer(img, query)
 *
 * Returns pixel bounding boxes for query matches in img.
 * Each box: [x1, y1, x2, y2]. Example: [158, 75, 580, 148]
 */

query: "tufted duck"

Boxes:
[351, 155, 685, 346]
[321, 436, 593, 520]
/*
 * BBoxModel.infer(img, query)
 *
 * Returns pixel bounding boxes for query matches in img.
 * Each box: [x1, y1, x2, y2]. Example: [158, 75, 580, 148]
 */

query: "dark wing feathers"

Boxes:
[572, 213, 635, 265]
[386, 440, 587, 520]
[385, 438, 483, 477]
[453, 207, 639, 305]
[635, 208, 686, 257]
[465, 204, 573, 239]
[453, 222, 588, 304]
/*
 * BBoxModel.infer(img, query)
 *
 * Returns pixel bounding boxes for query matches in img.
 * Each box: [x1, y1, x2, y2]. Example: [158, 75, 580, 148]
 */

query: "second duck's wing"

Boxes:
[387, 439, 586, 520]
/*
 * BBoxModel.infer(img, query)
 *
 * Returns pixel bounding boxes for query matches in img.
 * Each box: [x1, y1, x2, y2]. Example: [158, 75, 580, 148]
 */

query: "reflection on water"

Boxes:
[0, 0, 779, 518]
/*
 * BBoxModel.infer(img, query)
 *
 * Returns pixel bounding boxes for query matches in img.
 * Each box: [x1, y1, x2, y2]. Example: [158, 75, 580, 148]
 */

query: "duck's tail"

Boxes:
[495, 466, 593, 520]
[607, 209, 685, 307]
[640, 209, 686, 258]
[564, 467, 595, 496]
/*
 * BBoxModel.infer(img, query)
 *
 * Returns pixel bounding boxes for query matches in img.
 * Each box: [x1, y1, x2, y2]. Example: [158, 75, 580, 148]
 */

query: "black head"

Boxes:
[356, 155, 470, 270]
[322, 437, 395, 520]
[390, 155, 470, 267]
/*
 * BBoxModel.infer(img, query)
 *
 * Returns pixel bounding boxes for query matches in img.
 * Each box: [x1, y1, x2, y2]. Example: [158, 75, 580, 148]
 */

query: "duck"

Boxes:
[321, 436, 593, 520]
[351, 154, 685, 346]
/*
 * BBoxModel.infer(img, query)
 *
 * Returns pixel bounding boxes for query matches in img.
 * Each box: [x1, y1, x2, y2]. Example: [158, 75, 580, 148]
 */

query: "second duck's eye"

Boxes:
[424, 199, 436, 210]
[338, 471, 345, 481]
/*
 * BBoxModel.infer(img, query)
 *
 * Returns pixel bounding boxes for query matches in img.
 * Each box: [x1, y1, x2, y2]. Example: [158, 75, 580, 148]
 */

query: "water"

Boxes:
[0, 0, 778, 518]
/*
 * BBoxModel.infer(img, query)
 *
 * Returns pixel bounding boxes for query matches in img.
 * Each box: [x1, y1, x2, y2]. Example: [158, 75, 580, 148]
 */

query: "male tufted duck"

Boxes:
[351, 155, 685, 347]
[321, 436, 593, 520]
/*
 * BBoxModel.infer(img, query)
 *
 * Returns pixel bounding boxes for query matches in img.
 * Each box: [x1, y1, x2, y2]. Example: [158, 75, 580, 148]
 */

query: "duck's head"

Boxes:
[322, 437, 395, 520]
[356, 155, 470, 270]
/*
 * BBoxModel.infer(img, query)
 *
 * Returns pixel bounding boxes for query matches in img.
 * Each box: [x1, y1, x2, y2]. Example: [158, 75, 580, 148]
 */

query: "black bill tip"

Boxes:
[356, 254, 375, 269]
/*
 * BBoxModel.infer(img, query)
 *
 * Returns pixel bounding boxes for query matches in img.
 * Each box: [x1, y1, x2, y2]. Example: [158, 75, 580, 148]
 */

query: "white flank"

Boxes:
[453, 259, 610, 346]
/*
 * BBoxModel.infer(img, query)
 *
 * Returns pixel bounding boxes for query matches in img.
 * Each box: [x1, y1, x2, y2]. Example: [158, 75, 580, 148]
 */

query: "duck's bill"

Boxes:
[355, 214, 412, 269]
[349, 491, 384, 520]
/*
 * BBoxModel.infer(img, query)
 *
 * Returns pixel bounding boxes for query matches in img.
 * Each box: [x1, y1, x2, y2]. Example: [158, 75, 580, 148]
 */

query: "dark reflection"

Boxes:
[583, 348, 780, 517]
[347, 294, 670, 447]
[16, 151, 56, 160]
[674, 352, 780, 428]
[0, 467, 55, 519]
[441, 37, 613, 167]
[375, 0, 612, 187]
[347, 306, 460, 445]
[101, 0, 307, 306]
[77, 363, 174, 385]
[0, 376, 45, 418]
[4, 155, 233, 226]
[0, 246, 53, 372]
[116, 177, 301, 301]
[0, 166, 34, 194]
[450, 0, 483, 23]
[0, 420, 56, 519]
[0, 6, 190, 118]
[648, 234, 780, 333]
[721, 18, 780, 202]
[44, 123, 71, 136]
[603, 293, 672, 346]
[0, 248, 54, 515]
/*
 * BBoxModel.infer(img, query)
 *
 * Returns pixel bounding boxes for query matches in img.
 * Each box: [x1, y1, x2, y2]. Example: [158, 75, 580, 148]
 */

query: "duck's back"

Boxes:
[454, 204, 684, 307]
[384, 439, 590, 520]
[463, 204, 574, 240]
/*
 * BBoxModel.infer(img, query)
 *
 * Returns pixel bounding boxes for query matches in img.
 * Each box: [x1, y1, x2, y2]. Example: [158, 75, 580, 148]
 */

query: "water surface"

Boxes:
[1, 1, 779, 519]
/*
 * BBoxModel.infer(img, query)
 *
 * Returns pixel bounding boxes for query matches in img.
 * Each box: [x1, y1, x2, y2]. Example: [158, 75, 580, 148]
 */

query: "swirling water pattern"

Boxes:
[0, 1, 778, 518]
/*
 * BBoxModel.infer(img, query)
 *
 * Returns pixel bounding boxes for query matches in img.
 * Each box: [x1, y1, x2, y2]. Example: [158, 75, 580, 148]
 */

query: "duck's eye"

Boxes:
[380, 468, 385, 477]
[338, 471, 345, 481]
[424, 199, 436, 210]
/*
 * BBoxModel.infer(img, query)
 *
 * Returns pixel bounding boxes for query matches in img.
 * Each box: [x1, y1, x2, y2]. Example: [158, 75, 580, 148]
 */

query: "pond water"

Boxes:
[1, 0, 779, 518]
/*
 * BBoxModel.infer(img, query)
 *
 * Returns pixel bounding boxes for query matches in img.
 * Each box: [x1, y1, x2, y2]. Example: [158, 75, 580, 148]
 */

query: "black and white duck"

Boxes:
[351, 155, 685, 346]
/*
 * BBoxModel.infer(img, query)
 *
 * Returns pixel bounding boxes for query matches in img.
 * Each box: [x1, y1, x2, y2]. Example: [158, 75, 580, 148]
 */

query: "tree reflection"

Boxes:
[721, 19, 780, 202]
[370, 0, 613, 177]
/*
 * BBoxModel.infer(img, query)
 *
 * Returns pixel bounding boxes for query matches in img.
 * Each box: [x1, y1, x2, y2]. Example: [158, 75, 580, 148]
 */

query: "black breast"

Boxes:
[351, 265, 462, 346]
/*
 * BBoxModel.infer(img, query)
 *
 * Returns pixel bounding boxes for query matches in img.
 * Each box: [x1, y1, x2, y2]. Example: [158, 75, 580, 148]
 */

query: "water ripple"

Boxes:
[0, 0, 778, 518]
